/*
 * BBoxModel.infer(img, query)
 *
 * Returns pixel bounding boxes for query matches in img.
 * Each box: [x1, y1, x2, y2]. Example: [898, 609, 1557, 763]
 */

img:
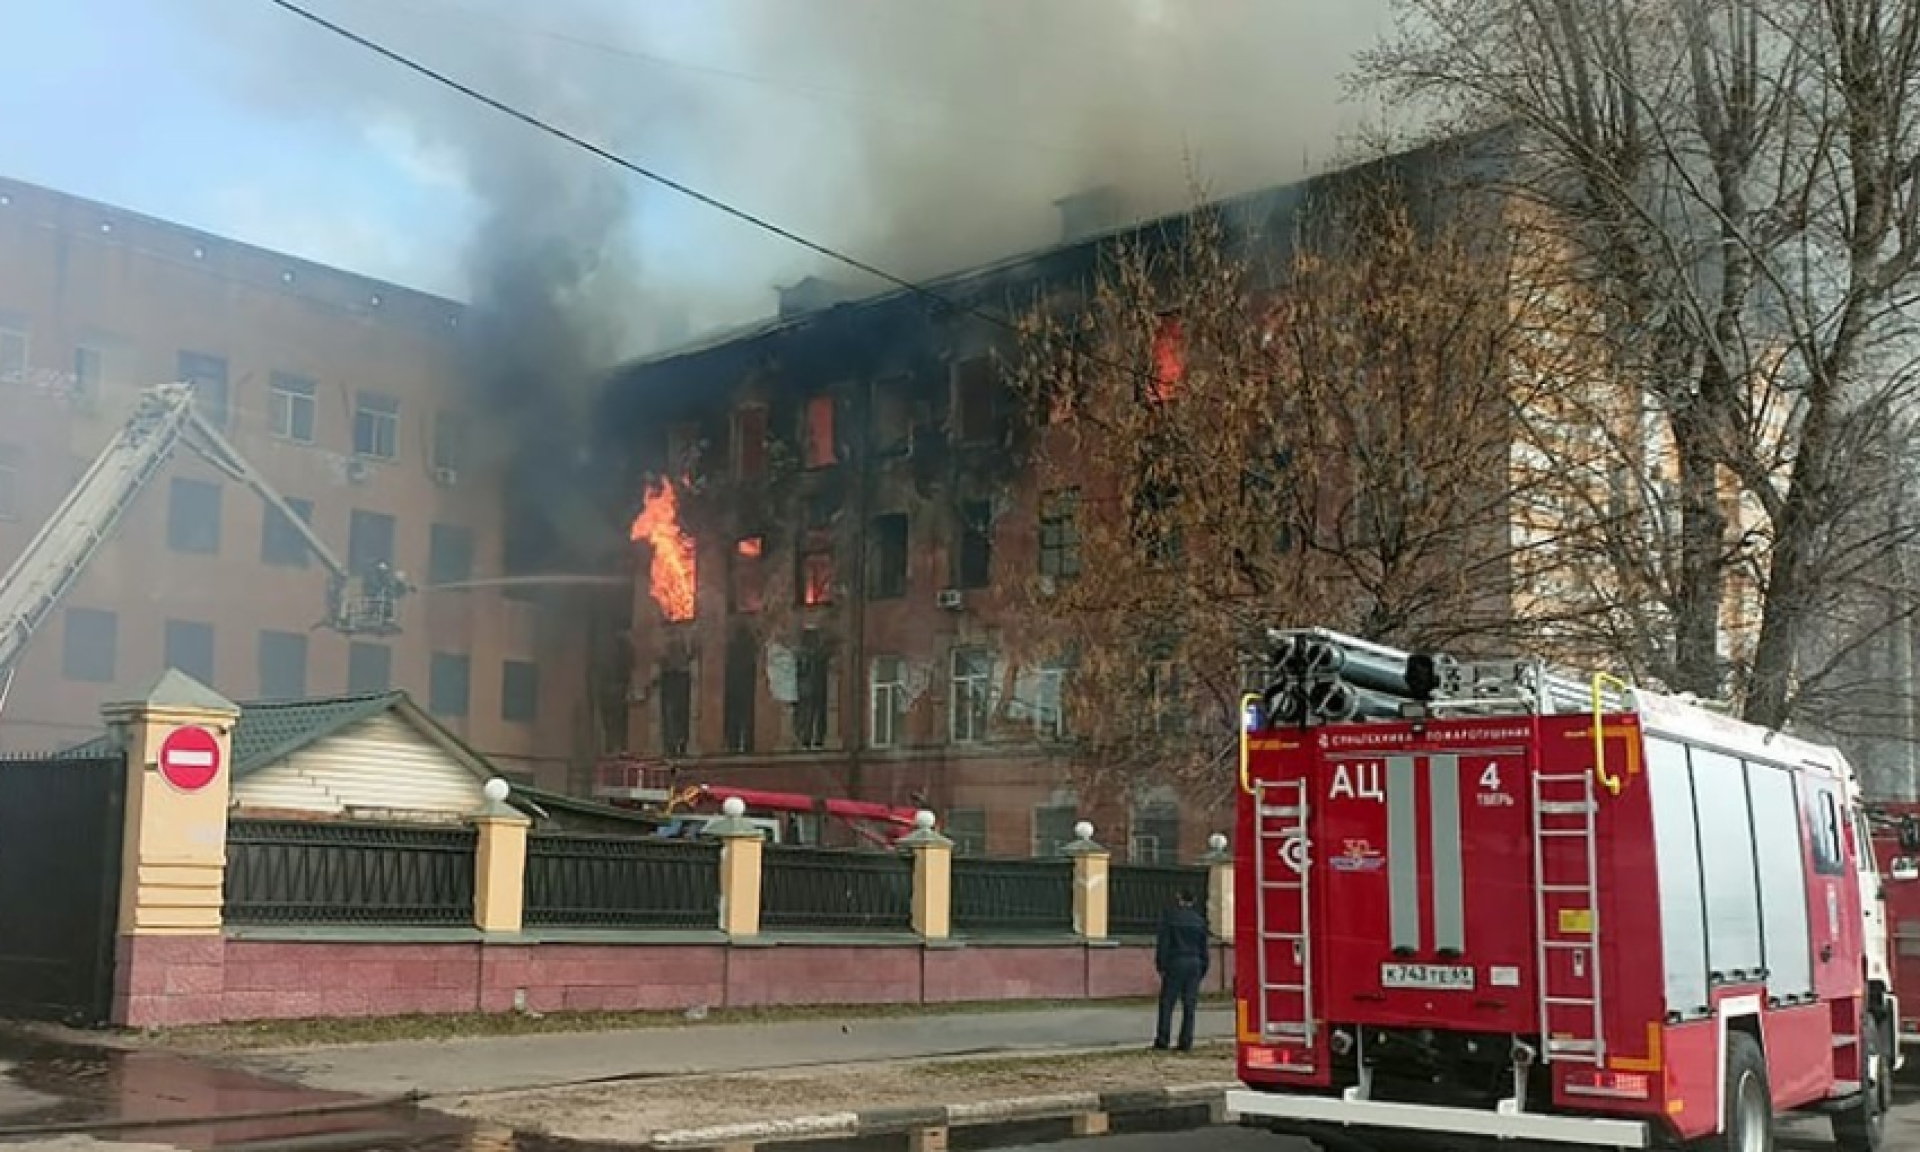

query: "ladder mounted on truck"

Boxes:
[1244, 627, 1641, 1068]
[0, 382, 410, 714]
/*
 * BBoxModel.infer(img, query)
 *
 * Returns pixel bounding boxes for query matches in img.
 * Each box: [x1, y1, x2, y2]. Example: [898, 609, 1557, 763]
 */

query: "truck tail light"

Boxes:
[1243, 1044, 1315, 1074]
[1564, 1069, 1652, 1100]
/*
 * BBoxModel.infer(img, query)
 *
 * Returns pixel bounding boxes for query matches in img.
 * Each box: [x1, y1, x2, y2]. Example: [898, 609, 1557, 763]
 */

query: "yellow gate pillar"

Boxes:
[1064, 821, 1109, 941]
[102, 669, 240, 1028]
[902, 810, 953, 940]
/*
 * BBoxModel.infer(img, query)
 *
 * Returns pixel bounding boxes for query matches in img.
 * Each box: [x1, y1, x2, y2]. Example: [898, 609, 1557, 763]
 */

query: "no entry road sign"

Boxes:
[157, 725, 222, 793]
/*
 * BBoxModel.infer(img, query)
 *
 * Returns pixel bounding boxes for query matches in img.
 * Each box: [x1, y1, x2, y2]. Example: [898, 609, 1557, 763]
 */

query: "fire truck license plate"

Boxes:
[1381, 963, 1476, 991]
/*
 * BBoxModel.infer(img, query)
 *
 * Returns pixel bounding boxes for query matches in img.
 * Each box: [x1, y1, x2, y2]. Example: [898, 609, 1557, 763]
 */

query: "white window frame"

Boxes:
[1033, 664, 1067, 740]
[353, 391, 400, 461]
[950, 647, 992, 744]
[270, 374, 318, 444]
[869, 655, 907, 748]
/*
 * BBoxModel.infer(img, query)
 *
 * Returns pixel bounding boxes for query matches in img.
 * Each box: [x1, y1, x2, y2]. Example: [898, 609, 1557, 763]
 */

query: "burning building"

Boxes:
[594, 131, 1557, 858]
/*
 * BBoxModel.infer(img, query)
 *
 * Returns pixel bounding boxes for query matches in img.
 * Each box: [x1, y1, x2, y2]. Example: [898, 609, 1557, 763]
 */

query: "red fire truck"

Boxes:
[1868, 804, 1920, 1060]
[1226, 629, 1906, 1150]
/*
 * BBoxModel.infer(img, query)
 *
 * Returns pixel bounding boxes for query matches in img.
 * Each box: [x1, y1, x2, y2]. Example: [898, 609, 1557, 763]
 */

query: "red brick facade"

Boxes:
[114, 934, 1233, 1028]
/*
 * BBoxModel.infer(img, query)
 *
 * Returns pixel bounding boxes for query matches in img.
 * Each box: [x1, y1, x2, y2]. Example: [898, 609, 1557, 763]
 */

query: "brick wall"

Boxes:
[117, 935, 1235, 1027]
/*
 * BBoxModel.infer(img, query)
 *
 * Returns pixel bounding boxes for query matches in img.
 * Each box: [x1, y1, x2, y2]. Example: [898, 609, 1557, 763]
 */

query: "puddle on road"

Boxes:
[0, 1033, 1227, 1152]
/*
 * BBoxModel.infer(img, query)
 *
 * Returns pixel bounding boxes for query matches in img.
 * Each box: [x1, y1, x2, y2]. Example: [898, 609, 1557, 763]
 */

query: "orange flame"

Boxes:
[629, 479, 697, 622]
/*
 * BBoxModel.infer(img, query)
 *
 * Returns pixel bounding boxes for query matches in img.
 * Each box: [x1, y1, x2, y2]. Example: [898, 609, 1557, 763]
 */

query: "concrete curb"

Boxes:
[646, 1081, 1240, 1148]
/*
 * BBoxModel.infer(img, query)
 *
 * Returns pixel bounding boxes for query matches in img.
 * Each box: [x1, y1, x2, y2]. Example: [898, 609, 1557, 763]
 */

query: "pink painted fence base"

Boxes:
[113, 935, 1235, 1028]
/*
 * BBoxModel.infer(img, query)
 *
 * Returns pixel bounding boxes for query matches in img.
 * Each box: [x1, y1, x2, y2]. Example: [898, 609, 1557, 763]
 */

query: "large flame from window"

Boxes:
[630, 478, 696, 622]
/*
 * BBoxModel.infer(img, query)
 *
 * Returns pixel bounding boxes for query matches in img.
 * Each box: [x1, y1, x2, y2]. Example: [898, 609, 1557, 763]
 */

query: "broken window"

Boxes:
[349, 509, 397, 573]
[1038, 488, 1081, 579]
[659, 667, 692, 756]
[951, 357, 997, 442]
[869, 655, 907, 748]
[950, 647, 993, 744]
[353, 391, 400, 460]
[434, 410, 470, 474]
[867, 513, 909, 600]
[724, 631, 756, 753]
[870, 374, 913, 454]
[178, 351, 229, 427]
[956, 500, 993, 589]
[802, 394, 837, 468]
[734, 405, 768, 479]
[794, 632, 831, 750]
[730, 535, 766, 613]
[798, 527, 835, 606]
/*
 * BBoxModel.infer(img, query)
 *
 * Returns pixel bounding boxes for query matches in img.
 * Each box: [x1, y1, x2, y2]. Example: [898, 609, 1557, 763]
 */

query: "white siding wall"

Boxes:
[235, 713, 484, 821]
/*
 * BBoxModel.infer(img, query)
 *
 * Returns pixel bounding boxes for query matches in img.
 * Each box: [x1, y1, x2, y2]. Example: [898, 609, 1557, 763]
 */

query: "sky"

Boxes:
[2, 0, 1399, 348]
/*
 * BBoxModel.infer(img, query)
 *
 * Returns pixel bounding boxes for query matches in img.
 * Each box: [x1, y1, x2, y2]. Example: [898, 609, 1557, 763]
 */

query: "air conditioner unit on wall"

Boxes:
[433, 467, 459, 487]
[936, 588, 963, 610]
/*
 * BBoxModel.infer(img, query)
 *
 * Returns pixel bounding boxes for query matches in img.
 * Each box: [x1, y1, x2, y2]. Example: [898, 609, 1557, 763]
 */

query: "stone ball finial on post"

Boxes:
[482, 777, 511, 804]
[722, 796, 747, 819]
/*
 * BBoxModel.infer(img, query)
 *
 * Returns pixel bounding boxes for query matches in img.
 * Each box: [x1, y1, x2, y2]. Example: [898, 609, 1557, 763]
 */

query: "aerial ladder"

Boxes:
[0, 382, 410, 718]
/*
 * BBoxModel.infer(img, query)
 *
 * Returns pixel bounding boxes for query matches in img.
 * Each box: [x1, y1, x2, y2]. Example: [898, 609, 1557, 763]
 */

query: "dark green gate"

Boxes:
[0, 753, 126, 1025]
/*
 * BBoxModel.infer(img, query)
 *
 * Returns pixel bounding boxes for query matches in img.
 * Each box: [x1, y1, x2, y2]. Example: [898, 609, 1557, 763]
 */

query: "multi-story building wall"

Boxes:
[600, 146, 1501, 861]
[0, 176, 581, 785]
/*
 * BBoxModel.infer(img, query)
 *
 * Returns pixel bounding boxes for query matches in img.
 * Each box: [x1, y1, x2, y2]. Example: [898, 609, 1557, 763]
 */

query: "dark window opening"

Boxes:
[262, 497, 315, 568]
[348, 642, 392, 693]
[956, 500, 993, 589]
[734, 405, 768, 478]
[428, 523, 475, 587]
[946, 807, 987, 856]
[164, 619, 215, 687]
[798, 528, 835, 606]
[1132, 480, 1183, 566]
[659, 667, 692, 756]
[430, 652, 471, 718]
[257, 631, 309, 699]
[1131, 803, 1182, 863]
[731, 536, 766, 613]
[870, 374, 913, 454]
[62, 607, 117, 683]
[1039, 488, 1081, 579]
[353, 391, 400, 460]
[502, 660, 539, 724]
[952, 357, 997, 442]
[167, 478, 223, 555]
[724, 631, 757, 753]
[433, 410, 469, 473]
[178, 351, 229, 427]
[803, 394, 837, 468]
[1034, 804, 1080, 857]
[72, 346, 105, 402]
[794, 634, 830, 750]
[348, 509, 397, 574]
[868, 513, 909, 600]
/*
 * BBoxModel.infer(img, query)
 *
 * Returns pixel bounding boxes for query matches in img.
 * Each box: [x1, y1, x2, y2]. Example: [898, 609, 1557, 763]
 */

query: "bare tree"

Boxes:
[1359, 0, 1920, 772]
[1010, 172, 1542, 793]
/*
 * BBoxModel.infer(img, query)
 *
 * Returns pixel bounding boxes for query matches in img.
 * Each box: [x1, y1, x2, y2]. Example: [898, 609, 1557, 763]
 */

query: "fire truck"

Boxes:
[1225, 628, 1906, 1150]
[1867, 804, 1920, 1060]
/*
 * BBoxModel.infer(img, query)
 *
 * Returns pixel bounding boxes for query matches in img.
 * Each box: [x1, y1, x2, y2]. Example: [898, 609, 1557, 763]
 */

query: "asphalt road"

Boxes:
[984, 1089, 1920, 1152]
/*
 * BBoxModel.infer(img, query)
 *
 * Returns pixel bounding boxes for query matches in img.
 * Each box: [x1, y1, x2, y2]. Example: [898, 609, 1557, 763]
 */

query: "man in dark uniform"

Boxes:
[1154, 890, 1211, 1051]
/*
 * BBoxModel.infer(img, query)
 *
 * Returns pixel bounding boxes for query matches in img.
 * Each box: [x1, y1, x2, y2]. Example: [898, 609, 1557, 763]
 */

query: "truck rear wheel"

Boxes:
[1832, 1017, 1888, 1152]
[1695, 1032, 1772, 1152]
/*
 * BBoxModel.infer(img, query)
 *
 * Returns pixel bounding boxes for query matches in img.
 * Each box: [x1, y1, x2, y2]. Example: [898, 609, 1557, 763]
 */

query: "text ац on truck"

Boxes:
[1224, 627, 1911, 1151]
